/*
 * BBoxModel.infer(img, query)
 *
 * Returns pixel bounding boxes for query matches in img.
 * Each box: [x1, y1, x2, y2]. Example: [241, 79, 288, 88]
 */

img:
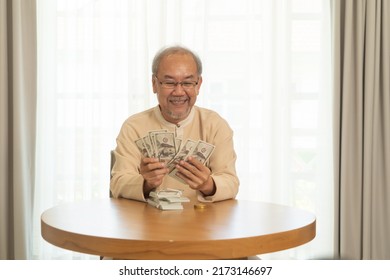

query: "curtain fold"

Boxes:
[0, 0, 37, 259]
[333, 0, 390, 259]
[0, 0, 10, 260]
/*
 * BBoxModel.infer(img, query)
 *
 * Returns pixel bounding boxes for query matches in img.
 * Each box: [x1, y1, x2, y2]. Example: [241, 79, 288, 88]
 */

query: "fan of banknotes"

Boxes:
[134, 129, 215, 183]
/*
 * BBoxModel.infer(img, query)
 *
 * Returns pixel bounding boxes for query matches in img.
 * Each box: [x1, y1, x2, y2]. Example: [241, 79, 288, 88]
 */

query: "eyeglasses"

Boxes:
[154, 76, 199, 89]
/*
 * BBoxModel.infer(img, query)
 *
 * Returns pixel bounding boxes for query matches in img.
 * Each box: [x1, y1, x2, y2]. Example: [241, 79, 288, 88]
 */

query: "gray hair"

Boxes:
[152, 45, 202, 76]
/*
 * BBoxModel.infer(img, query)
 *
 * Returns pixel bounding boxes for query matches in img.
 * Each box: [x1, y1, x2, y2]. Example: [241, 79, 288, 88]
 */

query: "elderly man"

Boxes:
[110, 46, 239, 203]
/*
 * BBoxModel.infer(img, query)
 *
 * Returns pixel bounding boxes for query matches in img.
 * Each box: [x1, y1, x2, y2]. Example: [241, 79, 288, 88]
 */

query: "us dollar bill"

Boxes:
[175, 138, 182, 154]
[166, 139, 197, 172]
[134, 138, 150, 157]
[142, 135, 153, 157]
[148, 129, 168, 157]
[168, 140, 215, 183]
[189, 140, 215, 164]
[154, 131, 176, 163]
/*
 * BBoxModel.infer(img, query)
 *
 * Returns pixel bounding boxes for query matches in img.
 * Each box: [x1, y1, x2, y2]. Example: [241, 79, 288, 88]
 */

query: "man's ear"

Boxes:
[196, 76, 203, 95]
[152, 75, 157, 93]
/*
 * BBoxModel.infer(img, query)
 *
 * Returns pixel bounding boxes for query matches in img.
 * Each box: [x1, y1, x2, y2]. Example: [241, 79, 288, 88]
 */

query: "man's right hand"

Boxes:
[140, 158, 168, 195]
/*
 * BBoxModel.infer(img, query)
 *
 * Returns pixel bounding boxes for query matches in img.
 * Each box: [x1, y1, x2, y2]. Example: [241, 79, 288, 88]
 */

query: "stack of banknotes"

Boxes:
[146, 188, 190, 210]
[134, 129, 215, 183]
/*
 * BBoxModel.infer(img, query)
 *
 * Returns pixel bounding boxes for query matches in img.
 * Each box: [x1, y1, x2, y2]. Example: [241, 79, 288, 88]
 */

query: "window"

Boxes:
[35, 0, 332, 260]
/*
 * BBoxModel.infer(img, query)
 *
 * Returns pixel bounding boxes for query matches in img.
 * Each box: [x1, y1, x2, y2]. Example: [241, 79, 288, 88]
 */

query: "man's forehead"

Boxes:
[158, 53, 198, 75]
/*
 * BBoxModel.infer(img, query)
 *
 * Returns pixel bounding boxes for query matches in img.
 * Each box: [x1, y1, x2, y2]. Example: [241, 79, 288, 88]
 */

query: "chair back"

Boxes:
[109, 150, 115, 197]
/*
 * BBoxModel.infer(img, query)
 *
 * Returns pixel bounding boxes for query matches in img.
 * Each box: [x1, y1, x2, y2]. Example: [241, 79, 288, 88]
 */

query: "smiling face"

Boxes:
[152, 53, 202, 124]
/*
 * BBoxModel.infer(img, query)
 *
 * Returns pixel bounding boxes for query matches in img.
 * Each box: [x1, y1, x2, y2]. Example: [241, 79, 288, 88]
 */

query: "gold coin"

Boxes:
[194, 203, 207, 210]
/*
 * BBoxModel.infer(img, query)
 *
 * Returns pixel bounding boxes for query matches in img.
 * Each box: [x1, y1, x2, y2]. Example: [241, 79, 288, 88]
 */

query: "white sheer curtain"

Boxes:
[34, 0, 333, 260]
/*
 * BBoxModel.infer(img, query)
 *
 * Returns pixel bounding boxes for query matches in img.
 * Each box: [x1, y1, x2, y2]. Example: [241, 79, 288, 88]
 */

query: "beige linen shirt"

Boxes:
[110, 105, 239, 202]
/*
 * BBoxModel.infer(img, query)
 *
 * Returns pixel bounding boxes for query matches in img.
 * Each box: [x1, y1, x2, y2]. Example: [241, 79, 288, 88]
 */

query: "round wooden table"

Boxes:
[41, 198, 316, 259]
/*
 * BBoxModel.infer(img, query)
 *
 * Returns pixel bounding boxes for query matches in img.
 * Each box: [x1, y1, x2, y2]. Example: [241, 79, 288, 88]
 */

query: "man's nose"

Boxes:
[172, 84, 186, 95]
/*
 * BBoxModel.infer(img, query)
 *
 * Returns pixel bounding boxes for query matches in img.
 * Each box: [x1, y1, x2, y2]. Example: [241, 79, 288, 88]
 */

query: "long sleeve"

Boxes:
[110, 121, 146, 201]
[110, 108, 162, 201]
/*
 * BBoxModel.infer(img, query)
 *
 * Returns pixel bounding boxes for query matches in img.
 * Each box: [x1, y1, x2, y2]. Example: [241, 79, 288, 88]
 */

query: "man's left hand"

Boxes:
[175, 156, 216, 196]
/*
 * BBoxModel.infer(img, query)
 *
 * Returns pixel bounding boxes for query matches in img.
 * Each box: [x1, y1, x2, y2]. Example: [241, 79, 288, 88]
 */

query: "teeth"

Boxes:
[171, 100, 186, 104]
